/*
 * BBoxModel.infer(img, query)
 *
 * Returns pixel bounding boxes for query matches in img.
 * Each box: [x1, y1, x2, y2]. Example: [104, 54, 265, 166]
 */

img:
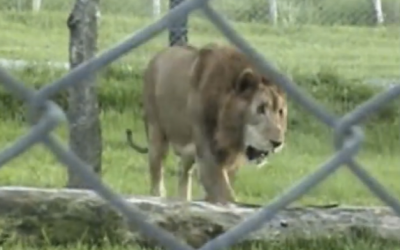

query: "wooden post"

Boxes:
[66, 0, 102, 189]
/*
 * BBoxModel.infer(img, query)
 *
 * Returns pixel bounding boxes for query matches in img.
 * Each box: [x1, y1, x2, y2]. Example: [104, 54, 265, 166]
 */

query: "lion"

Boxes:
[125, 43, 287, 204]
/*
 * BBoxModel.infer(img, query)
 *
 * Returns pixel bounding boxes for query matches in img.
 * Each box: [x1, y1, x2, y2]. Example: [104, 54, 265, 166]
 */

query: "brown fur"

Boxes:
[126, 43, 287, 204]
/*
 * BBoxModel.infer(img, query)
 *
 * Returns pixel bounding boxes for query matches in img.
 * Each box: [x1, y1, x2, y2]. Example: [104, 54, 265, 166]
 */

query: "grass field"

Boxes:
[0, 7, 400, 250]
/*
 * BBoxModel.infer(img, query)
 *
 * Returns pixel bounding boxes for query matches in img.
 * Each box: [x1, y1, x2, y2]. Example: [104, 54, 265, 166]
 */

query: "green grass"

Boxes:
[0, 110, 399, 205]
[1, 110, 400, 250]
[0, 8, 399, 250]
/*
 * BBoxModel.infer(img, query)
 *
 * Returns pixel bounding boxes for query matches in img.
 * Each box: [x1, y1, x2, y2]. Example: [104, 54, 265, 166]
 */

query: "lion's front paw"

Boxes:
[204, 194, 236, 206]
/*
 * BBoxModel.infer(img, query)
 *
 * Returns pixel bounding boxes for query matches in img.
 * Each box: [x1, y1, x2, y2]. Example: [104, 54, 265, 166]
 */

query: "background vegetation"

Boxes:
[1, 0, 399, 26]
[0, 0, 399, 249]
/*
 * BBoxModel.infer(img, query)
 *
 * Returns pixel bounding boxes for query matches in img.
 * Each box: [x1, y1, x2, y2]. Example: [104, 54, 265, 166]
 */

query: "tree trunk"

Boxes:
[66, 0, 102, 189]
[0, 187, 399, 248]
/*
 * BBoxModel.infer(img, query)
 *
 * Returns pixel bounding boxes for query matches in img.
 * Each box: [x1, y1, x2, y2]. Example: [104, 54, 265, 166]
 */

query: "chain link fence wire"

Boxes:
[0, 0, 399, 250]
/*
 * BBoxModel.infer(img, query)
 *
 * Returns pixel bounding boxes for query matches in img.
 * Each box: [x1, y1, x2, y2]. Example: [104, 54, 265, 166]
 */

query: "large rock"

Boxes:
[0, 186, 399, 248]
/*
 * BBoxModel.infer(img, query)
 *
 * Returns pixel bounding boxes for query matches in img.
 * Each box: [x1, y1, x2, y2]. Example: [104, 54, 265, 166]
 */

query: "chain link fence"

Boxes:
[0, 0, 399, 249]
[2, 0, 400, 24]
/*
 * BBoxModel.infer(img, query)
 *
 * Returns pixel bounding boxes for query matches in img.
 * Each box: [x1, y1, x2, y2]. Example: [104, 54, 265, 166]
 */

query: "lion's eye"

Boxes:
[279, 109, 284, 116]
[257, 104, 266, 114]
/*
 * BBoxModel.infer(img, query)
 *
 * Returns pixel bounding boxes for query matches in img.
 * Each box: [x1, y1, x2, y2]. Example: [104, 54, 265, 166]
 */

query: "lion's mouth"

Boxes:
[245, 146, 269, 162]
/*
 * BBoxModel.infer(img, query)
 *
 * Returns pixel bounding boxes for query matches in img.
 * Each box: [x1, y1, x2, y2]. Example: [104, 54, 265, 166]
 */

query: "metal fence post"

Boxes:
[169, 0, 188, 46]
[371, 0, 384, 25]
[66, 0, 102, 189]
[268, 0, 278, 25]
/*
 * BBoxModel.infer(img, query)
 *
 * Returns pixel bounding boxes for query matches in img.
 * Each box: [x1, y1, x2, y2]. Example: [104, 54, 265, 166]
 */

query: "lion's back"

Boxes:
[142, 46, 200, 148]
[144, 45, 197, 94]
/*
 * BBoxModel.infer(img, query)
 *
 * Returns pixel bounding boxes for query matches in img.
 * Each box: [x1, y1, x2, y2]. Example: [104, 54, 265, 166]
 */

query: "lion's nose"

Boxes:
[271, 140, 282, 148]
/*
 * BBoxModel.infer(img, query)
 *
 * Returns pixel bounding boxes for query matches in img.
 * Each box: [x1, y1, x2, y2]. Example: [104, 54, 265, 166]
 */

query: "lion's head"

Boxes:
[190, 44, 287, 169]
[243, 74, 287, 167]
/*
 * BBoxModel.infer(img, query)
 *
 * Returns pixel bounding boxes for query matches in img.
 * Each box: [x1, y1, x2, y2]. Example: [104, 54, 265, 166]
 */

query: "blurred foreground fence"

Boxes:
[0, 0, 399, 250]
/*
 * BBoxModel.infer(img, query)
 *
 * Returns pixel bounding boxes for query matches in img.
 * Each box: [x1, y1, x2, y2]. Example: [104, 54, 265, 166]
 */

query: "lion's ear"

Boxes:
[235, 68, 258, 95]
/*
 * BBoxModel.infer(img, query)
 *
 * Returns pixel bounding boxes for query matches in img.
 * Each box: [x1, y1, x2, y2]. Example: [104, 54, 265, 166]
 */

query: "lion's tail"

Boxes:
[125, 129, 148, 154]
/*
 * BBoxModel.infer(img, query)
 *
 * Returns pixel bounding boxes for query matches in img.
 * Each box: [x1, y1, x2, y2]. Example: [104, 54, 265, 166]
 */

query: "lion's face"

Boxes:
[243, 83, 287, 167]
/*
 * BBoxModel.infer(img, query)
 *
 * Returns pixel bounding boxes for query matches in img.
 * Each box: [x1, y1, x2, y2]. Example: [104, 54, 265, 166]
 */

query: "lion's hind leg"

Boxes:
[147, 124, 169, 198]
[177, 155, 195, 201]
